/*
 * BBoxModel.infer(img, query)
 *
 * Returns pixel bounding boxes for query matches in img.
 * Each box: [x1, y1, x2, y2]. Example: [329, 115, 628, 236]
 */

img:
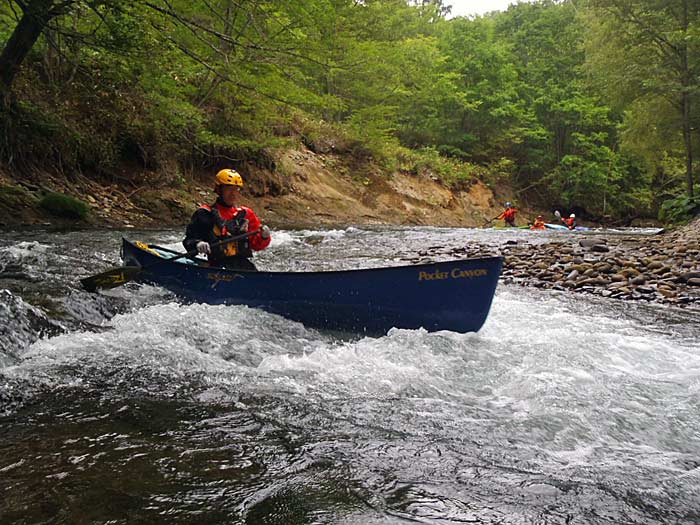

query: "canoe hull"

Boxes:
[121, 239, 503, 335]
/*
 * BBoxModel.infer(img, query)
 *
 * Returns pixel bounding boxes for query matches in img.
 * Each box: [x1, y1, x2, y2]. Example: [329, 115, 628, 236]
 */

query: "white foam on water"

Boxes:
[0, 241, 54, 272]
[3, 284, 699, 472]
[266, 230, 299, 247]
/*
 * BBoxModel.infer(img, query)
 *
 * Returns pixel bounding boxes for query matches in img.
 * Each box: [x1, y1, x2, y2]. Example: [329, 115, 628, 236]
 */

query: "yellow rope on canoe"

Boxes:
[134, 241, 163, 257]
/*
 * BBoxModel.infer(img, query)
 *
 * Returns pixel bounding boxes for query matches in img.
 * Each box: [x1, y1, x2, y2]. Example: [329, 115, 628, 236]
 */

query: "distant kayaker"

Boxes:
[497, 202, 518, 227]
[183, 169, 271, 271]
[531, 215, 546, 230]
[561, 213, 577, 230]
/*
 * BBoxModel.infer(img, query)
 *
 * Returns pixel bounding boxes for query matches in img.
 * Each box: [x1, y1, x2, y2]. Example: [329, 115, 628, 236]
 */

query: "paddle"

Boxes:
[80, 229, 259, 292]
[554, 210, 562, 219]
[482, 215, 500, 227]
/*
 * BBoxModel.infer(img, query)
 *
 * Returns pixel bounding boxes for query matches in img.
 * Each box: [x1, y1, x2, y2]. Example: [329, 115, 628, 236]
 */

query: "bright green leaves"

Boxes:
[585, 0, 700, 201]
[1, 0, 695, 221]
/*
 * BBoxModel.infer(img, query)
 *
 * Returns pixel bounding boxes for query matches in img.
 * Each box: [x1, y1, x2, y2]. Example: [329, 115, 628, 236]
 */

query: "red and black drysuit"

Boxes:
[497, 207, 517, 227]
[562, 217, 576, 230]
[183, 199, 271, 271]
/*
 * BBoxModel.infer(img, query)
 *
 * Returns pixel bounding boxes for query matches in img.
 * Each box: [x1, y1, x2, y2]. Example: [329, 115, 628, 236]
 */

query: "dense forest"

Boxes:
[1, 0, 699, 223]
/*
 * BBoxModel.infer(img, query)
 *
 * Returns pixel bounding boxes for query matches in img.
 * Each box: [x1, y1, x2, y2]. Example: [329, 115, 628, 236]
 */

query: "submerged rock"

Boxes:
[0, 290, 64, 362]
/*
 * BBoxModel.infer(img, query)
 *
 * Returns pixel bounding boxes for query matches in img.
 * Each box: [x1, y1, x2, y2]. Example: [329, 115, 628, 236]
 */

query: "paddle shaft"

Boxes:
[158, 228, 260, 267]
[482, 215, 501, 227]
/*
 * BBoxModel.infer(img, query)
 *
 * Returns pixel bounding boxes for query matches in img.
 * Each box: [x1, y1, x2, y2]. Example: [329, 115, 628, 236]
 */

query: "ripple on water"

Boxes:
[1, 227, 700, 522]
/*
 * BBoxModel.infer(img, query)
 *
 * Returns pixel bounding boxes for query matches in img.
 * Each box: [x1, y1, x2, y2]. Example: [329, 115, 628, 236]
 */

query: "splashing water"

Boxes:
[1, 226, 699, 523]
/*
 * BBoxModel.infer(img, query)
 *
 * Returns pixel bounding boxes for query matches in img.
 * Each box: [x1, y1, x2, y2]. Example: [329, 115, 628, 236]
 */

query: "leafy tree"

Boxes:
[0, 0, 76, 101]
[585, 0, 700, 199]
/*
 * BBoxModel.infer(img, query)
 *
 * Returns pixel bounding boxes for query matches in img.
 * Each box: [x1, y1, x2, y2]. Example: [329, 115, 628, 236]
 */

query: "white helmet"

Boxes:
[570, 213, 576, 218]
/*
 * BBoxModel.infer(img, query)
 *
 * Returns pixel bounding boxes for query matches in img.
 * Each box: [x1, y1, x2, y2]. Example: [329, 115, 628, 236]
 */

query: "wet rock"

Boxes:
[579, 238, 607, 248]
[578, 277, 609, 286]
[679, 271, 700, 282]
[0, 290, 64, 359]
[590, 244, 610, 253]
[630, 275, 646, 285]
[687, 278, 700, 287]
[620, 267, 641, 278]
[657, 288, 677, 298]
[646, 261, 665, 270]
[594, 263, 614, 274]
[651, 265, 672, 275]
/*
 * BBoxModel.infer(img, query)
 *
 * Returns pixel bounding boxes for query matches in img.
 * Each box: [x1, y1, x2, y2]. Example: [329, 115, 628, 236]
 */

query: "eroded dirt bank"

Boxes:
[0, 146, 510, 230]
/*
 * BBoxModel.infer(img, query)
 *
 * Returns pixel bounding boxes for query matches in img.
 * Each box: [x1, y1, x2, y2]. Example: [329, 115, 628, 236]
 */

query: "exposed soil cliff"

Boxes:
[0, 146, 513, 229]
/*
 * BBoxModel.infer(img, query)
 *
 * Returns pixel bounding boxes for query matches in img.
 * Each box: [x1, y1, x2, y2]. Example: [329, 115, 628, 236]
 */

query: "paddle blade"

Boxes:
[554, 210, 561, 218]
[80, 266, 143, 292]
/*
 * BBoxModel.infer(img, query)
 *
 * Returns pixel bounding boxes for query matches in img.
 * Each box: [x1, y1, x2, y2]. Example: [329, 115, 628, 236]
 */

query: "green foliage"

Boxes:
[395, 147, 488, 187]
[0, 0, 694, 221]
[658, 195, 700, 224]
[0, 184, 37, 208]
[0, 98, 80, 169]
[584, 0, 700, 199]
[39, 192, 90, 219]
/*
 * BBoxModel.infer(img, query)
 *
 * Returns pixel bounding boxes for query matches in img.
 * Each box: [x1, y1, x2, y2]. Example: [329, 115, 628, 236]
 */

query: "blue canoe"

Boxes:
[121, 239, 503, 335]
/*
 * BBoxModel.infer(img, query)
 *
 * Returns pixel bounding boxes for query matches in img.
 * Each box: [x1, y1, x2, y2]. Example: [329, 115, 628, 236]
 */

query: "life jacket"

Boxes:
[531, 219, 546, 230]
[199, 203, 253, 258]
[564, 217, 576, 229]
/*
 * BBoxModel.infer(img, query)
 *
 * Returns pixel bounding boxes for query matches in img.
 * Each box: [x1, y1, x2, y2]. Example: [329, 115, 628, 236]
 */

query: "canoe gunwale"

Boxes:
[122, 237, 504, 277]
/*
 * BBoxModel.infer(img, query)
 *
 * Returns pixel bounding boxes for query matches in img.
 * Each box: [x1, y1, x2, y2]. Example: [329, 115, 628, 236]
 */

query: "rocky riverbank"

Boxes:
[419, 219, 700, 308]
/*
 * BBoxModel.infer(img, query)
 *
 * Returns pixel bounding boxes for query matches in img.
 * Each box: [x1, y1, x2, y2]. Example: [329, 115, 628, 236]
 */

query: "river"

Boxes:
[1, 226, 699, 524]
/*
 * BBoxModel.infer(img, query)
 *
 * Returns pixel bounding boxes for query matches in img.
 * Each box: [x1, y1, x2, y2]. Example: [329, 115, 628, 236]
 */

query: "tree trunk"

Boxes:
[680, 0, 695, 198]
[682, 94, 694, 199]
[0, 0, 57, 102]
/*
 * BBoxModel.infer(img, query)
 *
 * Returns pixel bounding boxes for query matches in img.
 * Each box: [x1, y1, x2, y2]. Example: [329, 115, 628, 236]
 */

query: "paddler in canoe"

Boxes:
[530, 215, 546, 230]
[560, 212, 577, 230]
[183, 169, 272, 271]
[496, 202, 518, 227]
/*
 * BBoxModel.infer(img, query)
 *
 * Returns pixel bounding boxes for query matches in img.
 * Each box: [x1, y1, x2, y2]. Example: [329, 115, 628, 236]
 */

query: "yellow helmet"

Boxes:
[215, 169, 243, 187]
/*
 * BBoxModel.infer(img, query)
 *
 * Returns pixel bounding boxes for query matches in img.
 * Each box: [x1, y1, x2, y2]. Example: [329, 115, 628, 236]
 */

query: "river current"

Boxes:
[1, 226, 698, 524]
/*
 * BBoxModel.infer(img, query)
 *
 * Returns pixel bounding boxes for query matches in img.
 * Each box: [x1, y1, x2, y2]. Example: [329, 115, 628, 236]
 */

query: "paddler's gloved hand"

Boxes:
[260, 225, 271, 239]
[196, 241, 211, 254]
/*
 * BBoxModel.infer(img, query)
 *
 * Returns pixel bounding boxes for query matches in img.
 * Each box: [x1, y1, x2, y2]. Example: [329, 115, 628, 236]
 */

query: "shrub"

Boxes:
[658, 194, 700, 224]
[39, 192, 90, 219]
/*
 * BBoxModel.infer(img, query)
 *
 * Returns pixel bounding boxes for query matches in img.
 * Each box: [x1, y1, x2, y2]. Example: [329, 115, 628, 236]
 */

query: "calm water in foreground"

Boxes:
[0, 226, 698, 524]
